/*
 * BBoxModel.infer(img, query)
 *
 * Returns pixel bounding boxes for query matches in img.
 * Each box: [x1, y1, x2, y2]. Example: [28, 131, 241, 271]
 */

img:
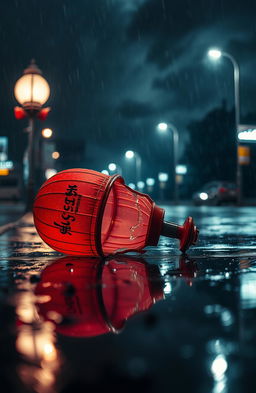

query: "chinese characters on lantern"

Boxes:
[54, 185, 80, 235]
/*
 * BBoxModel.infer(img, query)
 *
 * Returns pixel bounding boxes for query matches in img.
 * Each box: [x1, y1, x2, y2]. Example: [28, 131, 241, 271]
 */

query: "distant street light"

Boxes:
[157, 122, 169, 132]
[208, 48, 241, 204]
[128, 182, 136, 190]
[125, 150, 135, 159]
[125, 150, 142, 185]
[208, 49, 222, 60]
[137, 181, 145, 191]
[176, 164, 187, 175]
[158, 172, 169, 182]
[158, 172, 169, 201]
[108, 163, 117, 171]
[108, 162, 122, 175]
[146, 178, 155, 186]
[52, 151, 60, 160]
[14, 60, 51, 211]
[156, 122, 179, 204]
[101, 169, 109, 175]
[42, 128, 53, 138]
[45, 168, 57, 180]
[146, 177, 155, 193]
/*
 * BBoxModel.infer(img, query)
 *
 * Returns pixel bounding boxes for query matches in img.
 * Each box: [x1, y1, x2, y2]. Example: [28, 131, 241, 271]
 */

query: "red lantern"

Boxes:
[14, 106, 27, 120]
[37, 107, 51, 121]
[33, 168, 198, 256]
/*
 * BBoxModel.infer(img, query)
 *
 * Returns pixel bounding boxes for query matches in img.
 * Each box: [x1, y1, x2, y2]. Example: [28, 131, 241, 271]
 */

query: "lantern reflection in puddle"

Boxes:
[34, 255, 197, 338]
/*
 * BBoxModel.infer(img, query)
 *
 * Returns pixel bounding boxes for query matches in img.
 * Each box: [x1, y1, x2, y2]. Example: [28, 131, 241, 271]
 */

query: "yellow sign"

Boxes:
[238, 146, 250, 165]
[0, 169, 9, 176]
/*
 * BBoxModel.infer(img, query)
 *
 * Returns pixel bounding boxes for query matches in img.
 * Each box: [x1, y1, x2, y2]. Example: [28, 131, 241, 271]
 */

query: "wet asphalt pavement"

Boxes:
[0, 203, 256, 393]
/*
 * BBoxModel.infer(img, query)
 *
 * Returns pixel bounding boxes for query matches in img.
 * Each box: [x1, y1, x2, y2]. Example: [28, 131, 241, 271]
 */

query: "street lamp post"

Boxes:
[40, 128, 53, 183]
[208, 49, 241, 205]
[125, 150, 142, 186]
[14, 60, 51, 211]
[157, 122, 179, 204]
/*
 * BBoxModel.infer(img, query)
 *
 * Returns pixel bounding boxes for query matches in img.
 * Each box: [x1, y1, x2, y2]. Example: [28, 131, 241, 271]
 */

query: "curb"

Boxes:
[0, 212, 33, 235]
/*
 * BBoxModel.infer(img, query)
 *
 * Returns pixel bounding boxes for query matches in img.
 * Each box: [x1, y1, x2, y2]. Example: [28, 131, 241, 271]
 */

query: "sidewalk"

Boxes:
[0, 210, 59, 261]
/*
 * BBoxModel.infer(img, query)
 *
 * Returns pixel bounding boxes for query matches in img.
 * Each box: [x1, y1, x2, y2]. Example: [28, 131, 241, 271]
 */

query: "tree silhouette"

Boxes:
[182, 101, 237, 195]
[182, 101, 256, 198]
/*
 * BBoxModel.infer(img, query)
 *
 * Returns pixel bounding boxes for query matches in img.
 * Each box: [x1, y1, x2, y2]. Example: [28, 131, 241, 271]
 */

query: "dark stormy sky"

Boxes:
[1, 0, 256, 178]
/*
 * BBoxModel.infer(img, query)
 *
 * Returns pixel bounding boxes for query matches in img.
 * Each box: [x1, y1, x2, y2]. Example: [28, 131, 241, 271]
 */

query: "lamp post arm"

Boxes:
[222, 52, 240, 127]
[168, 124, 179, 204]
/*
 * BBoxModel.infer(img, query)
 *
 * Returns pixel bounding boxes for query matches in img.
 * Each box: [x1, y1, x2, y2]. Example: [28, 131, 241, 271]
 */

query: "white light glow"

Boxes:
[125, 150, 134, 159]
[164, 282, 172, 295]
[101, 169, 109, 175]
[108, 163, 117, 171]
[128, 183, 136, 189]
[52, 151, 60, 160]
[146, 178, 155, 186]
[157, 122, 168, 132]
[238, 129, 256, 141]
[45, 168, 57, 179]
[0, 160, 13, 169]
[42, 128, 53, 138]
[158, 172, 168, 182]
[137, 181, 145, 189]
[14, 74, 50, 106]
[208, 49, 222, 60]
[176, 164, 187, 175]
[0, 152, 7, 161]
[199, 192, 208, 200]
[211, 355, 228, 380]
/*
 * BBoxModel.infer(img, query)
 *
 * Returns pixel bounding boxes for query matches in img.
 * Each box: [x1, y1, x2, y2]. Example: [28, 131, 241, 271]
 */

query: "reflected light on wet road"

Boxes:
[1, 205, 256, 392]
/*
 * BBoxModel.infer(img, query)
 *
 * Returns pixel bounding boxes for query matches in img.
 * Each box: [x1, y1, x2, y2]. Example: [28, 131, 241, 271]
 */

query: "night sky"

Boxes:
[0, 0, 256, 182]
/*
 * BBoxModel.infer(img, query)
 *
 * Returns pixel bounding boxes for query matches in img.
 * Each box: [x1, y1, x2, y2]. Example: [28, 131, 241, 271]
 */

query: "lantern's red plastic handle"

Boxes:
[161, 217, 199, 253]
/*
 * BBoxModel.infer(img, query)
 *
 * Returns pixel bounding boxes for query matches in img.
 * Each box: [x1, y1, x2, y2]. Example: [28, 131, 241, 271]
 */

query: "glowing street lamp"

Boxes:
[146, 177, 155, 193]
[158, 172, 169, 182]
[128, 182, 136, 190]
[108, 162, 122, 175]
[45, 168, 57, 180]
[125, 150, 142, 186]
[125, 150, 135, 159]
[101, 169, 109, 175]
[208, 48, 241, 204]
[208, 49, 222, 60]
[157, 122, 169, 132]
[146, 178, 155, 186]
[42, 128, 53, 138]
[14, 60, 51, 211]
[137, 181, 145, 191]
[158, 172, 169, 201]
[157, 122, 179, 204]
[108, 162, 117, 171]
[52, 151, 60, 160]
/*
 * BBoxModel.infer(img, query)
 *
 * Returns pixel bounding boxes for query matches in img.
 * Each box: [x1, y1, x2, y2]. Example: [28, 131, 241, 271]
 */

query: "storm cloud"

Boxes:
[0, 0, 256, 176]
